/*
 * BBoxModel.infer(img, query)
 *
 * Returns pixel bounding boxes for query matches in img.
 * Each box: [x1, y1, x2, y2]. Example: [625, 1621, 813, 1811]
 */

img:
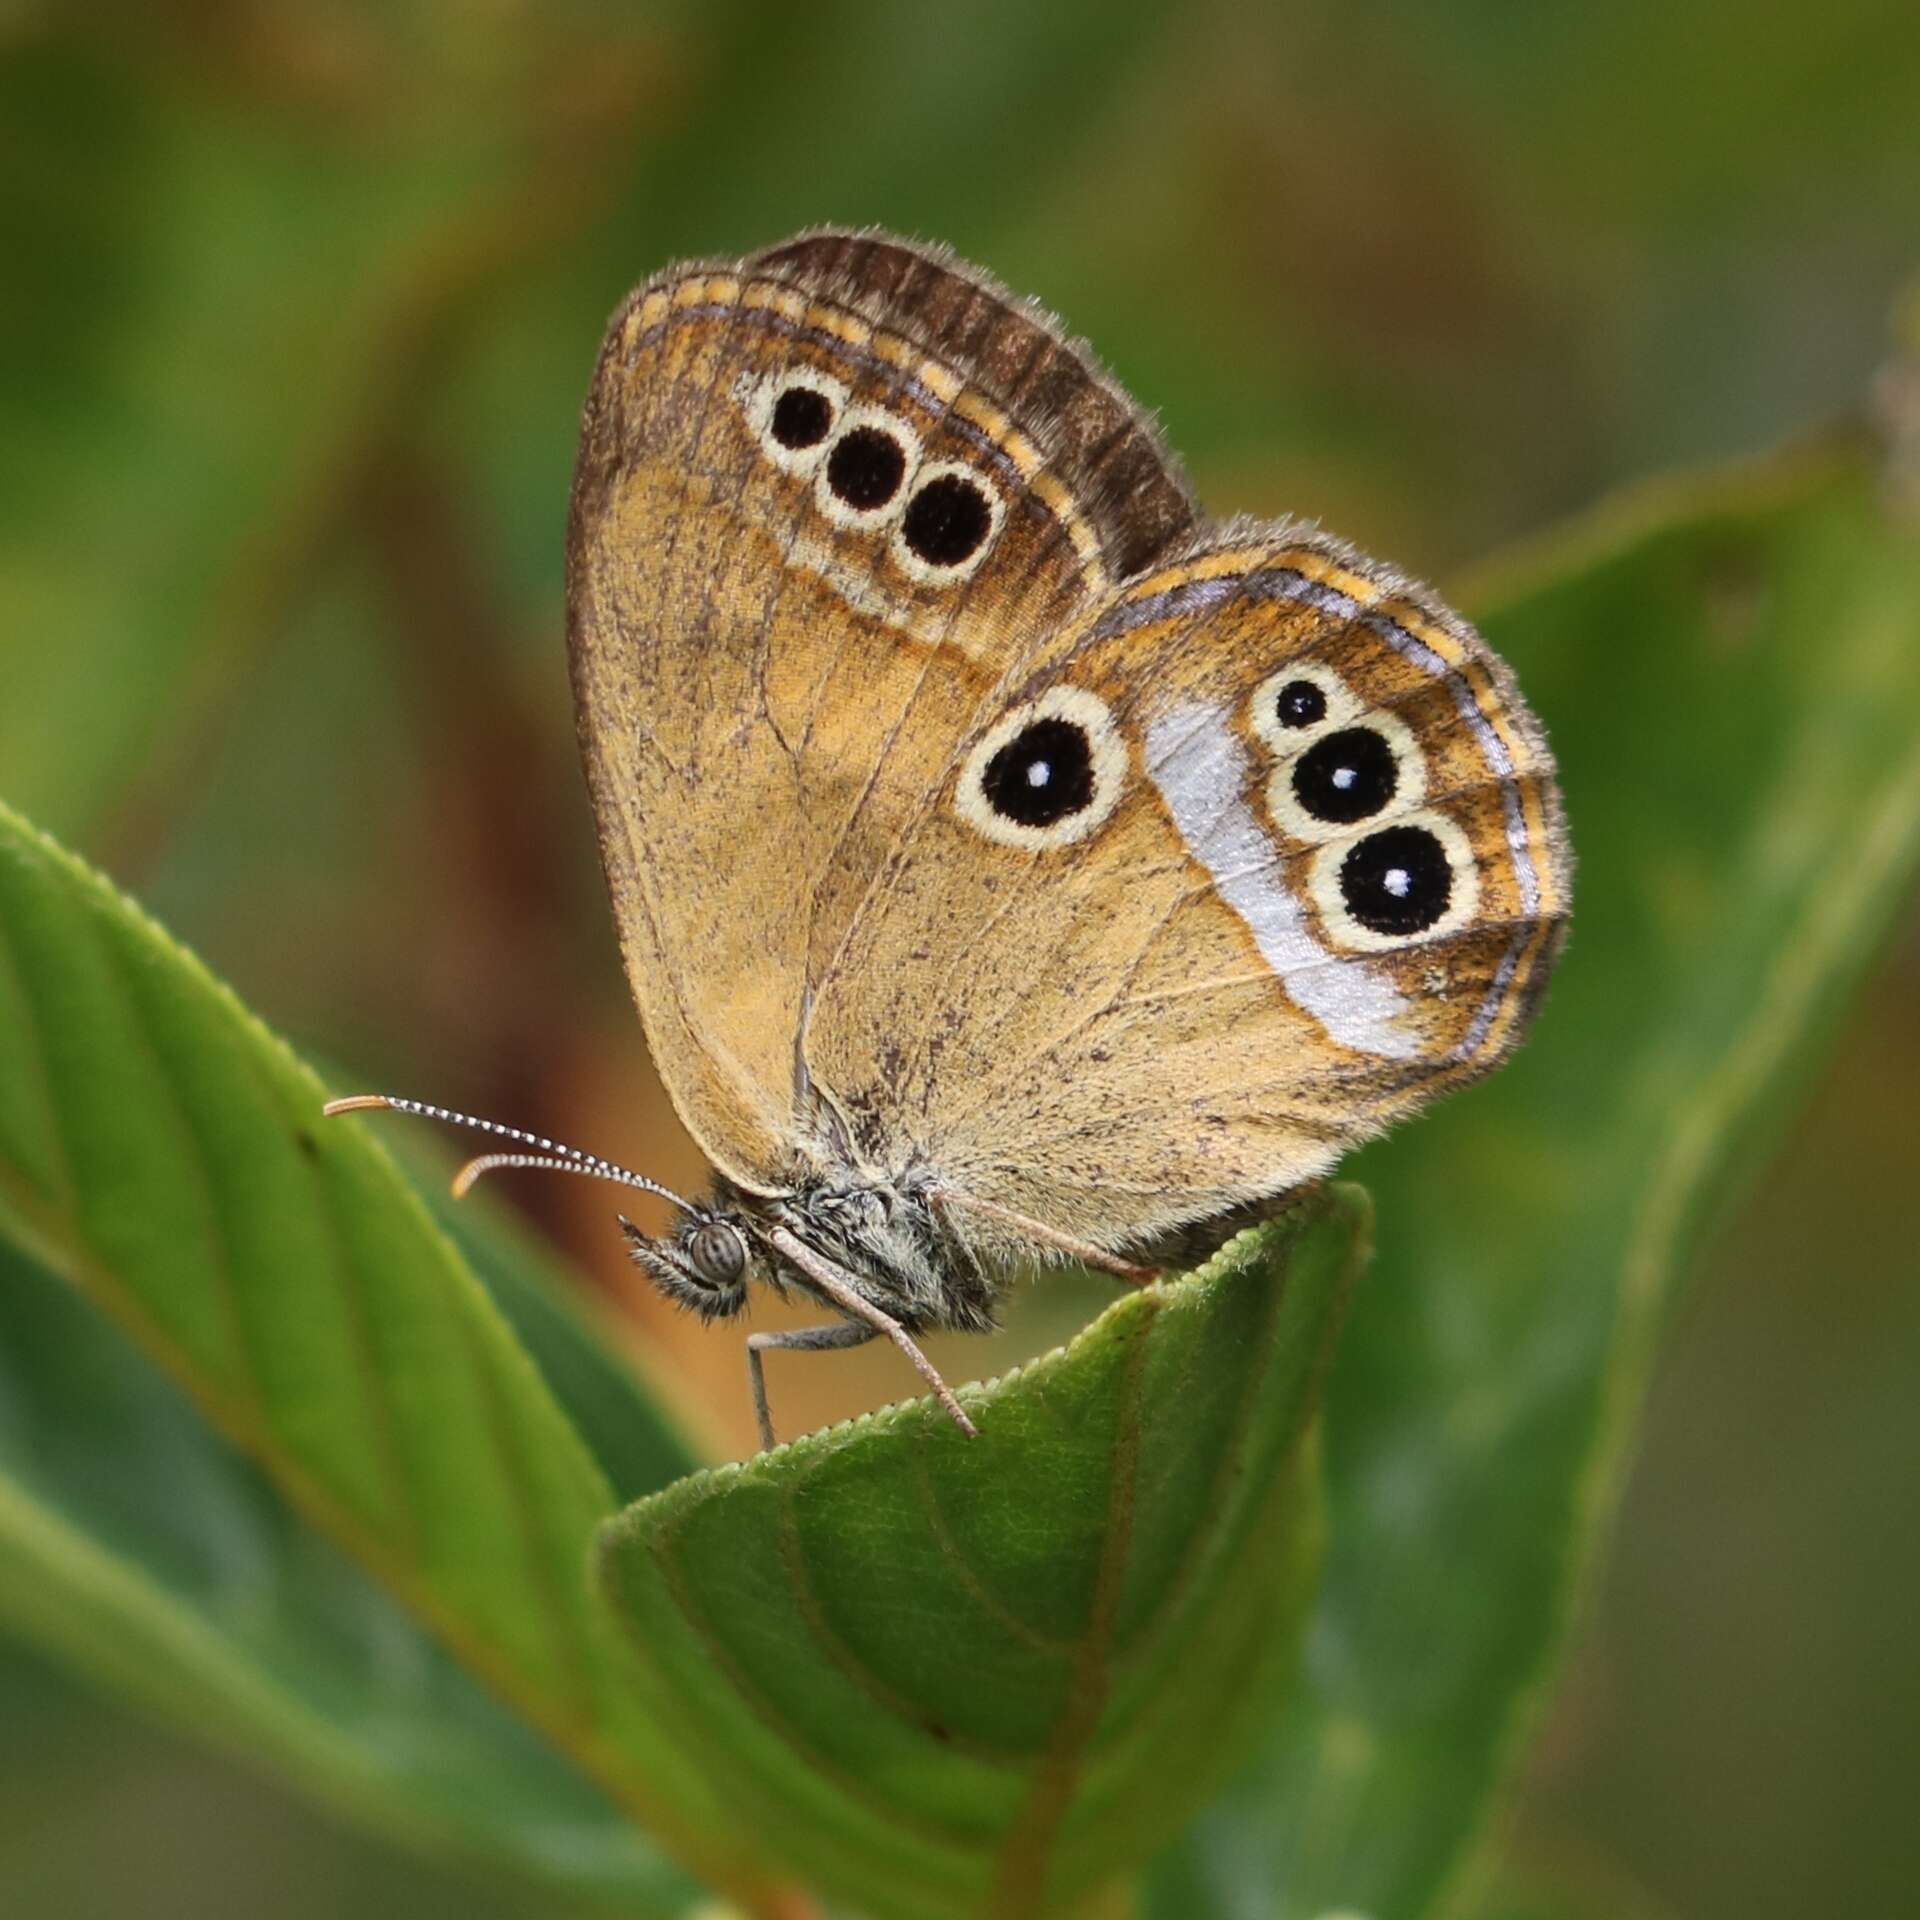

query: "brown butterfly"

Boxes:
[331, 230, 1570, 1447]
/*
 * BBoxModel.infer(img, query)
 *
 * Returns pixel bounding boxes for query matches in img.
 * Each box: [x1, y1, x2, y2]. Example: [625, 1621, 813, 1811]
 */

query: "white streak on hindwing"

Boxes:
[1145, 702, 1418, 1060]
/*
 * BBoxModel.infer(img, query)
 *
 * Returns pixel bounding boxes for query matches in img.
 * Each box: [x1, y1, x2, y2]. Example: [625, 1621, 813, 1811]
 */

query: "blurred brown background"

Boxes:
[2, 2, 1917, 1915]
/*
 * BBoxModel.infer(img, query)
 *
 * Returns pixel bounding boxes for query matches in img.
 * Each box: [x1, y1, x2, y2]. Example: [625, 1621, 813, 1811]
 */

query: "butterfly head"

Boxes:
[320, 1093, 779, 1322]
[621, 1210, 758, 1322]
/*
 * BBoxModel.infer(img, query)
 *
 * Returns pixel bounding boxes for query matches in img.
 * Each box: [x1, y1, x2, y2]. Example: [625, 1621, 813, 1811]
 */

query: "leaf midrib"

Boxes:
[988, 1300, 1156, 1918]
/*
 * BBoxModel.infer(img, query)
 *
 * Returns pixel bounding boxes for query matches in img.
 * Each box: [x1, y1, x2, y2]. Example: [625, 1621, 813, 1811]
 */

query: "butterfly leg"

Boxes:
[927, 1189, 1161, 1287]
[765, 1225, 980, 1441]
[746, 1320, 877, 1452]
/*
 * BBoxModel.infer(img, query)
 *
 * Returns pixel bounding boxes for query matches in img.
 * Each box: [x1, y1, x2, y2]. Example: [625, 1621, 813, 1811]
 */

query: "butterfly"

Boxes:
[331, 230, 1570, 1448]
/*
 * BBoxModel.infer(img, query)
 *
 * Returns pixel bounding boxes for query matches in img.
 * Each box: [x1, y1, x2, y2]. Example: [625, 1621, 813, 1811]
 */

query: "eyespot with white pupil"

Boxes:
[1308, 810, 1479, 952]
[1275, 680, 1325, 728]
[1249, 659, 1363, 756]
[957, 687, 1128, 850]
[1266, 708, 1424, 845]
[1292, 726, 1400, 825]
[1342, 825, 1450, 932]
[984, 716, 1093, 826]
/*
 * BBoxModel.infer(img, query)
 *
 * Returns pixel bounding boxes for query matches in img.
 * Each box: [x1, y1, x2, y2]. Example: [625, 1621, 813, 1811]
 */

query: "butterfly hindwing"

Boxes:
[802, 532, 1570, 1255]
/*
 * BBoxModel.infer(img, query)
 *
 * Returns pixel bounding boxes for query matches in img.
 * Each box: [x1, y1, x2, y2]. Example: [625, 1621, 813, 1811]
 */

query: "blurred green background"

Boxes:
[3, 2, 1917, 1916]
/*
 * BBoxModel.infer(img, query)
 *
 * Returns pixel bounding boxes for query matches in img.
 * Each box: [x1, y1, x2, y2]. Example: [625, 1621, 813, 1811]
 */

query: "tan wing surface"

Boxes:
[566, 232, 1196, 1189]
[803, 531, 1571, 1254]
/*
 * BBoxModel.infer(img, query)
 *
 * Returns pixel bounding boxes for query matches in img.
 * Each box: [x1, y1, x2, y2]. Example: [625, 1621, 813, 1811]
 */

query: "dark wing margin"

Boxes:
[751, 228, 1199, 581]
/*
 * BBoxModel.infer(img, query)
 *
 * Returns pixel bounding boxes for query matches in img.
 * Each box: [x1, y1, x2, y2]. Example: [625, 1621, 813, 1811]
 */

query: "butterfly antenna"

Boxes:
[322, 1093, 699, 1214]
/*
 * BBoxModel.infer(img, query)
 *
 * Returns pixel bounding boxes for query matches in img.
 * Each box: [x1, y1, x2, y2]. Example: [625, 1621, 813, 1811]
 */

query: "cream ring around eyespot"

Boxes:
[1248, 658, 1365, 757]
[1308, 808, 1480, 953]
[889, 460, 1004, 586]
[814, 404, 922, 530]
[737, 367, 849, 475]
[1266, 708, 1426, 846]
[956, 686, 1129, 851]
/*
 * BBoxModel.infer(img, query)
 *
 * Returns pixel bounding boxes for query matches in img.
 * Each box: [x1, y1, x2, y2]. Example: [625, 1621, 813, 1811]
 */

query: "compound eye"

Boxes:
[687, 1222, 747, 1289]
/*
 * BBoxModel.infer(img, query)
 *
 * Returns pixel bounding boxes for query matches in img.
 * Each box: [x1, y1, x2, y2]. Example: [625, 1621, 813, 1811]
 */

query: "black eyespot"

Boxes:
[770, 385, 832, 450]
[1339, 825, 1453, 935]
[982, 716, 1095, 827]
[826, 425, 907, 509]
[902, 472, 993, 567]
[1292, 726, 1399, 824]
[1275, 679, 1327, 729]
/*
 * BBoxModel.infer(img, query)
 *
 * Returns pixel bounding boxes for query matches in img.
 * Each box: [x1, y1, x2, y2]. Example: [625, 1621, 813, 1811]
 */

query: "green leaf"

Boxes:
[0, 798, 763, 1904]
[598, 1190, 1363, 1920]
[1145, 436, 1920, 1918]
[0, 794, 1361, 1917]
[0, 995, 702, 1909]
[409, 1154, 708, 1513]
[0, 1232, 694, 1913]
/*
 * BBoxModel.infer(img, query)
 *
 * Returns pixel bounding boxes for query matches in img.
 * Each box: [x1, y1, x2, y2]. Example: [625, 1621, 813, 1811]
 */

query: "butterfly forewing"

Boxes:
[567, 235, 1197, 1191]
